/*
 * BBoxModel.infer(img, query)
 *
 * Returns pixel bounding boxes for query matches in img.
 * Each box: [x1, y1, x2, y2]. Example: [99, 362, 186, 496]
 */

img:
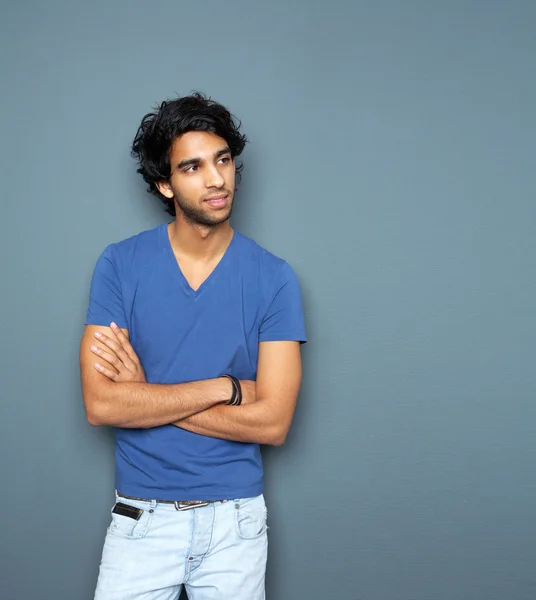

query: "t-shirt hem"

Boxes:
[85, 317, 129, 329]
[259, 332, 307, 343]
[115, 482, 264, 502]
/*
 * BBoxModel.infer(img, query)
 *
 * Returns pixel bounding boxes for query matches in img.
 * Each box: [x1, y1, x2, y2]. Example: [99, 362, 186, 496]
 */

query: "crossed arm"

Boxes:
[79, 323, 303, 446]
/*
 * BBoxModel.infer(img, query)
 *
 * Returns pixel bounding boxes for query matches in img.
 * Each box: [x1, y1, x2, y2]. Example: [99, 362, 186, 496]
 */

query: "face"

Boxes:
[157, 131, 236, 227]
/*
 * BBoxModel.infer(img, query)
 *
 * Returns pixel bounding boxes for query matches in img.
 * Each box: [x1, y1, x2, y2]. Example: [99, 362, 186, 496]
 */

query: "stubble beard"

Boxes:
[174, 193, 234, 228]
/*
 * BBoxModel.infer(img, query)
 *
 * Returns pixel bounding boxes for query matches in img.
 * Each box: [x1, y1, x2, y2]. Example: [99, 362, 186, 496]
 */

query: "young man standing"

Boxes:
[80, 93, 306, 600]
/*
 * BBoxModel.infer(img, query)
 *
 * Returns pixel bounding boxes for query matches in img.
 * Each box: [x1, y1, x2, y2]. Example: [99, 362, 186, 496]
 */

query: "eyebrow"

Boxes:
[176, 146, 231, 170]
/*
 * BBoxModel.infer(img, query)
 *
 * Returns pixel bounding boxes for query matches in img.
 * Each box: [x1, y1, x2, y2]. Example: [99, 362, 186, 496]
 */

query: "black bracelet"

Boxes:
[222, 374, 242, 406]
[233, 377, 242, 406]
[222, 374, 237, 405]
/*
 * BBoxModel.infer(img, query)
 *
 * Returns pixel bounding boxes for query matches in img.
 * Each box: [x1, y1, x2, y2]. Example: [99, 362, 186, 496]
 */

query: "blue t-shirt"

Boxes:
[85, 223, 306, 500]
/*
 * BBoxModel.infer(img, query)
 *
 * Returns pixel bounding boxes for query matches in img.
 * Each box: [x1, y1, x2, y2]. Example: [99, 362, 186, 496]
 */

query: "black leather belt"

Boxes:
[117, 492, 226, 511]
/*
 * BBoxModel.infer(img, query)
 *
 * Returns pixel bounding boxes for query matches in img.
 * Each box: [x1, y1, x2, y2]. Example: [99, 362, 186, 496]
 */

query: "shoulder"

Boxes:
[233, 232, 302, 307]
[234, 231, 295, 279]
[105, 223, 164, 259]
[96, 223, 165, 270]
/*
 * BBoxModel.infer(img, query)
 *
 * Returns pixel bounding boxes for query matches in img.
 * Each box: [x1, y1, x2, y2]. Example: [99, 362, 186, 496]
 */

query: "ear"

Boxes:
[156, 180, 174, 199]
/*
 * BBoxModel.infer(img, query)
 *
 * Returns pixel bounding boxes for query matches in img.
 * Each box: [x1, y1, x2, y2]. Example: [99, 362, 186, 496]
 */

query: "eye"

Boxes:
[219, 156, 231, 164]
[185, 165, 199, 173]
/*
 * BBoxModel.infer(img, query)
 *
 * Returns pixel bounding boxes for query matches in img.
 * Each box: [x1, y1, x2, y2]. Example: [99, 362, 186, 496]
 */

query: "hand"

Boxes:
[91, 322, 146, 383]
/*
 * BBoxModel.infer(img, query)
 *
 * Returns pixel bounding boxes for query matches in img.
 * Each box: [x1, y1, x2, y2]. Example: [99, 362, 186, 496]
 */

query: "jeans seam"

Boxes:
[183, 511, 195, 582]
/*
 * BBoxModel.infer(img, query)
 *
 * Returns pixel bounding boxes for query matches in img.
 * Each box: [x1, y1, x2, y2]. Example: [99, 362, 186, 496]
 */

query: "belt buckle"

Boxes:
[174, 501, 210, 511]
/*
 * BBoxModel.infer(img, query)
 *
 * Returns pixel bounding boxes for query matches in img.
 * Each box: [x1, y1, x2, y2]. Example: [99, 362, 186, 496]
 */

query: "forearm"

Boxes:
[172, 401, 284, 445]
[86, 378, 230, 428]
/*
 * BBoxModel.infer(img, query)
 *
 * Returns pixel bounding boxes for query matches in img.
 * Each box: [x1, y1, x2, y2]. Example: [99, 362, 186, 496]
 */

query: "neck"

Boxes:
[167, 216, 234, 261]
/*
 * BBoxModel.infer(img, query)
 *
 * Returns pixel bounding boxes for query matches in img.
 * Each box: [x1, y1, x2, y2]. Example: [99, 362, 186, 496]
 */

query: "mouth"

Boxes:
[204, 194, 229, 208]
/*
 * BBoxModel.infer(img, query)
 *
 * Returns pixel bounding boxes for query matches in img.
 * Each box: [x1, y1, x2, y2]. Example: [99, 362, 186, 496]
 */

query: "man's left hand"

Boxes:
[90, 322, 146, 383]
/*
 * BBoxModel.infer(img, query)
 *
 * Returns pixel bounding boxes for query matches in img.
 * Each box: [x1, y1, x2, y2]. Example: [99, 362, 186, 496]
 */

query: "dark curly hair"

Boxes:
[131, 92, 248, 216]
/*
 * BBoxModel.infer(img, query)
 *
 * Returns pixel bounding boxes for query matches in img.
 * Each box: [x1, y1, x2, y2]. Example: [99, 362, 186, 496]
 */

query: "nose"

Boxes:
[205, 164, 225, 189]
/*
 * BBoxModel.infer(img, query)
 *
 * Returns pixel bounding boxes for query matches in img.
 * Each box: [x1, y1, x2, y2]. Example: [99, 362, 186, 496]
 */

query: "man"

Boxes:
[79, 92, 306, 600]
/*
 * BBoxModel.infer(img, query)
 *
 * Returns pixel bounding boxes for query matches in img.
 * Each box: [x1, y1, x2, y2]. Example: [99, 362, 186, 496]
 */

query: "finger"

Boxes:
[94, 332, 135, 370]
[94, 363, 118, 380]
[94, 331, 122, 354]
[90, 345, 121, 369]
[109, 323, 139, 362]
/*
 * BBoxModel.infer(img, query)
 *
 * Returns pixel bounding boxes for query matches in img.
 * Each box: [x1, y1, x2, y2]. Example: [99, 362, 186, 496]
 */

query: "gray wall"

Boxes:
[1, 1, 535, 599]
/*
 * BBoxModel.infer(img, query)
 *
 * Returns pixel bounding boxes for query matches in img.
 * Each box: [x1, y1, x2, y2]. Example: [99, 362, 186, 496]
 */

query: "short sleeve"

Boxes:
[259, 262, 307, 344]
[85, 245, 128, 328]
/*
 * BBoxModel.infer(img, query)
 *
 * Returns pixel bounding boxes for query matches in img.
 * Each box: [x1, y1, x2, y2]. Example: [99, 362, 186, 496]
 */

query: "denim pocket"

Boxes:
[235, 495, 268, 540]
[108, 500, 154, 540]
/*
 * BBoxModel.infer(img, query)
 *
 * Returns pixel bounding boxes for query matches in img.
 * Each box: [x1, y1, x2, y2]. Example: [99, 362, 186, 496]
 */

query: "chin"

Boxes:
[210, 207, 233, 223]
[212, 214, 232, 226]
[196, 212, 231, 228]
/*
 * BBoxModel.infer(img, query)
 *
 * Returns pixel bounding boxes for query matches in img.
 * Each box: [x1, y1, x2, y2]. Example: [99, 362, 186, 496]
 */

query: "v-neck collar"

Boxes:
[160, 223, 237, 298]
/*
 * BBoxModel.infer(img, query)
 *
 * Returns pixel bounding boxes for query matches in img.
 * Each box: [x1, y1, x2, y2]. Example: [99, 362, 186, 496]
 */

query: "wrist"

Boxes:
[215, 377, 234, 404]
[221, 374, 242, 406]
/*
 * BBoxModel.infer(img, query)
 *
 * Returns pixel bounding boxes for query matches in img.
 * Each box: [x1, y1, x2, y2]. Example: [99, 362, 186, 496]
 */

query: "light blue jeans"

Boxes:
[94, 493, 268, 600]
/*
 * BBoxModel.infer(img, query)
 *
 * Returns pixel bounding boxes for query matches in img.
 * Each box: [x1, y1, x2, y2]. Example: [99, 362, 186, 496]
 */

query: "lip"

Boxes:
[205, 194, 228, 201]
[204, 194, 229, 207]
